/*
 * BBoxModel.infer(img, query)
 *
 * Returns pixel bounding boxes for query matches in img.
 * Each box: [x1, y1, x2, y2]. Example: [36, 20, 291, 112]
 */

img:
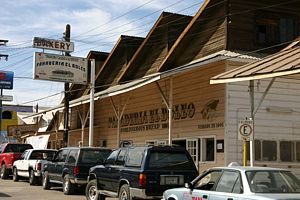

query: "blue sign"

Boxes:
[0, 71, 14, 90]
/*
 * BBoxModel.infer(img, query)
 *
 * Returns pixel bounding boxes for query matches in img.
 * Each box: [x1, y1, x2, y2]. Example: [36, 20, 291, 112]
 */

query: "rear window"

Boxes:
[3, 144, 33, 153]
[29, 150, 56, 160]
[79, 149, 111, 164]
[148, 151, 195, 170]
[126, 149, 144, 167]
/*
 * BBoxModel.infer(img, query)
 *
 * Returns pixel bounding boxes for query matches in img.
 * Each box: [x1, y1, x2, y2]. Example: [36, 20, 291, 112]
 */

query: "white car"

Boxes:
[162, 164, 300, 200]
[12, 149, 57, 185]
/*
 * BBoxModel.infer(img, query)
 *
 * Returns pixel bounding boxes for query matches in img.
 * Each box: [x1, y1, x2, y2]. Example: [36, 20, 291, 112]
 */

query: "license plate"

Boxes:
[161, 176, 180, 185]
[165, 176, 179, 185]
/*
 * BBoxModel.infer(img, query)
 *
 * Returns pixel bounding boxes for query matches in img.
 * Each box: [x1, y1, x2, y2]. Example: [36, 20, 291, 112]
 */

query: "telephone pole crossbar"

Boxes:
[0, 40, 8, 60]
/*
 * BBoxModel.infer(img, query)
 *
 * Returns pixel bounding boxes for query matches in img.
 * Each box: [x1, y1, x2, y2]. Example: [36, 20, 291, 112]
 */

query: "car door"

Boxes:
[109, 148, 127, 192]
[184, 170, 223, 200]
[208, 170, 242, 200]
[98, 149, 120, 191]
[54, 149, 69, 182]
[48, 149, 69, 182]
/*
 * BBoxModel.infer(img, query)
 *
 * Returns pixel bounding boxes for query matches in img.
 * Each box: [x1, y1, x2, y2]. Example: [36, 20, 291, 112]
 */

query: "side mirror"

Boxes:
[185, 182, 194, 190]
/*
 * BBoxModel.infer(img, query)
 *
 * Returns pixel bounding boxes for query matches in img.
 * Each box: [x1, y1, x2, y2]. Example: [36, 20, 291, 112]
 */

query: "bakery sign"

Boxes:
[33, 37, 74, 52]
[33, 52, 88, 84]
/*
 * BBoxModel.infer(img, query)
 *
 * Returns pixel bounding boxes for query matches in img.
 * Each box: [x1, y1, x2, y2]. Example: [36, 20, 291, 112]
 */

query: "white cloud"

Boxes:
[0, 0, 201, 107]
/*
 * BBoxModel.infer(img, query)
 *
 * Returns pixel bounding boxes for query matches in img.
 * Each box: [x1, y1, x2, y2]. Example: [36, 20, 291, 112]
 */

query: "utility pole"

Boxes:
[63, 25, 70, 147]
[0, 39, 8, 142]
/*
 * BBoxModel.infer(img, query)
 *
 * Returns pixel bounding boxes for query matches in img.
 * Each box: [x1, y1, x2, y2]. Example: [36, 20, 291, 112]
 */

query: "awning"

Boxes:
[24, 50, 260, 119]
[210, 45, 300, 84]
[23, 73, 161, 119]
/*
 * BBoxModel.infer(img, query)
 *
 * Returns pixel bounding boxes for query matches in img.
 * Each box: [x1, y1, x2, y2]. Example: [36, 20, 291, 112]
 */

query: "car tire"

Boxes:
[86, 179, 104, 200]
[13, 167, 19, 182]
[63, 174, 74, 195]
[29, 169, 37, 185]
[1, 164, 9, 179]
[42, 171, 51, 190]
[119, 184, 131, 200]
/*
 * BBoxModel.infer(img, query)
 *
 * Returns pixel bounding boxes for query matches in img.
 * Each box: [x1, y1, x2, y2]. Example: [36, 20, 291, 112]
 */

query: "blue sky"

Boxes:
[0, 0, 202, 107]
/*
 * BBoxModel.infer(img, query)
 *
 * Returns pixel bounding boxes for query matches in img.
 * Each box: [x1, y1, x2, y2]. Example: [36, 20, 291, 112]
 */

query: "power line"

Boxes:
[74, 0, 158, 38]
[17, 37, 300, 106]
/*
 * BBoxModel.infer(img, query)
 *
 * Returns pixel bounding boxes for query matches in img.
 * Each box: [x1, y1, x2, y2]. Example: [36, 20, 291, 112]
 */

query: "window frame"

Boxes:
[254, 11, 298, 46]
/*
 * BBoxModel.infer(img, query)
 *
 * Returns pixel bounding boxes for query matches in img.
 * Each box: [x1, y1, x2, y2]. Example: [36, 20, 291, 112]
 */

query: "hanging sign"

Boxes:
[33, 52, 88, 84]
[238, 119, 253, 141]
[0, 70, 14, 90]
[0, 95, 13, 101]
[33, 37, 74, 52]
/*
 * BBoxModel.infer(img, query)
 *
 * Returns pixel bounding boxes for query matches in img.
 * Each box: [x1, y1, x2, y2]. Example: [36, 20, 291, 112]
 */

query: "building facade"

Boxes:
[39, 0, 300, 174]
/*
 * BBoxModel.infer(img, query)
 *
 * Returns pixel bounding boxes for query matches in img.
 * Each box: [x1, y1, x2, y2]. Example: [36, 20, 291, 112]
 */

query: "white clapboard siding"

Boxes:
[226, 73, 300, 176]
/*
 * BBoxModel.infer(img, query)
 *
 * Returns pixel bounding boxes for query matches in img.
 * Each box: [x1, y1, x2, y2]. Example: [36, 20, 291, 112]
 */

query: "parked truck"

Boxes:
[0, 143, 33, 179]
[12, 148, 57, 185]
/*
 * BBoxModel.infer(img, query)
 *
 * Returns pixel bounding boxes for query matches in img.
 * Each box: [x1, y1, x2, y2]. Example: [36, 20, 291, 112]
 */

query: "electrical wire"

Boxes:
[74, 0, 158, 38]
[18, 37, 300, 105]
[3, 0, 300, 105]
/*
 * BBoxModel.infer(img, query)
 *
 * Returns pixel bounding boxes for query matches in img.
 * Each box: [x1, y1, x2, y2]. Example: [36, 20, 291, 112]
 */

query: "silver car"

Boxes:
[162, 165, 300, 200]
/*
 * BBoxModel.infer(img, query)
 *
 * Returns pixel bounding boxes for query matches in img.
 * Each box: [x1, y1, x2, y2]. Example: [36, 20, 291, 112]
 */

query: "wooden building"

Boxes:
[37, 0, 300, 173]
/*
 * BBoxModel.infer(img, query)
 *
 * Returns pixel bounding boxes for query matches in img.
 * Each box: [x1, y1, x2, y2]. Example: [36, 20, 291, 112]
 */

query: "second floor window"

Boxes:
[255, 11, 298, 46]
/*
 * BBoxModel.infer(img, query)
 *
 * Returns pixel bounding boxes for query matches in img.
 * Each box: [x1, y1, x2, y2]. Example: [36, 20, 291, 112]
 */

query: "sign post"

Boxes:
[238, 119, 254, 166]
[0, 71, 14, 140]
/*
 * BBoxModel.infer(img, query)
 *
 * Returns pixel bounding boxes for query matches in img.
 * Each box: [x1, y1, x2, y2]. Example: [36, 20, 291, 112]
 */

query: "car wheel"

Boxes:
[119, 184, 131, 200]
[63, 174, 74, 195]
[13, 167, 19, 182]
[86, 179, 104, 200]
[42, 171, 51, 190]
[29, 169, 37, 185]
[1, 164, 9, 179]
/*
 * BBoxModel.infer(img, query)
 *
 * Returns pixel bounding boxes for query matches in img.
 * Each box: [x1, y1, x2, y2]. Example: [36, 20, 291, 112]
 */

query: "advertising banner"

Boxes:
[33, 52, 88, 84]
[0, 70, 14, 89]
[7, 124, 38, 137]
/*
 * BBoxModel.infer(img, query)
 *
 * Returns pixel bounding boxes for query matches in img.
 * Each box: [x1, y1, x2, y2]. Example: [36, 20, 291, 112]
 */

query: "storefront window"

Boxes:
[262, 141, 277, 161]
[202, 138, 215, 162]
[296, 142, 300, 161]
[246, 140, 261, 161]
[280, 141, 294, 162]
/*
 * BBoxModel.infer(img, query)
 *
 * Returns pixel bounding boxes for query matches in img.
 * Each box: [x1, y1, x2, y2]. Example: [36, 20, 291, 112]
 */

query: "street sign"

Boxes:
[0, 95, 13, 101]
[0, 70, 14, 90]
[33, 52, 88, 84]
[33, 37, 74, 52]
[238, 119, 253, 141]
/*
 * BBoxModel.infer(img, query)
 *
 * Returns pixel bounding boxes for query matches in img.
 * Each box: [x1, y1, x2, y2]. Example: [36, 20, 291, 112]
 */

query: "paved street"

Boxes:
[0, 178, 86, 200]
[0, 177, 118, 200]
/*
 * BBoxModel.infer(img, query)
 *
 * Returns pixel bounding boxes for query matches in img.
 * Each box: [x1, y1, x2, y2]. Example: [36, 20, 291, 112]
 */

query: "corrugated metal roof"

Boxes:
[210, 45, 300, 84]
[162, 50, 260, 78]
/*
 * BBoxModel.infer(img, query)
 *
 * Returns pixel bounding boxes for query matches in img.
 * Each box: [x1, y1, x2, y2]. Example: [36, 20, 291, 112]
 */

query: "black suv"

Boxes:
[42, 147, 111, 195]
[86, 145, 198, 200]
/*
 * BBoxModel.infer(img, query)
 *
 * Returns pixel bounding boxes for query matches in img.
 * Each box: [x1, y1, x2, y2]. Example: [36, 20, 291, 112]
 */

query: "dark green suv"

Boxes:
[42, 147, 111, 195]
[86, 145, 198, 200]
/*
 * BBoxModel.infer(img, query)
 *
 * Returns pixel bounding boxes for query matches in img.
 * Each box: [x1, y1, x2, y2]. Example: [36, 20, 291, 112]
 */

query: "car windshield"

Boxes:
[148, 151, 194, 169]
[246, 170, 300, 193]
[4, 144, 33, 153]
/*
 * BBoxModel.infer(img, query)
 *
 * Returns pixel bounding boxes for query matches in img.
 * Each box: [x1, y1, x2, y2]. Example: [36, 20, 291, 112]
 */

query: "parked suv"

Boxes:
[86, 145, 198, 200]
[0, 143, 33, 179]
[42, 147, 111, 195]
